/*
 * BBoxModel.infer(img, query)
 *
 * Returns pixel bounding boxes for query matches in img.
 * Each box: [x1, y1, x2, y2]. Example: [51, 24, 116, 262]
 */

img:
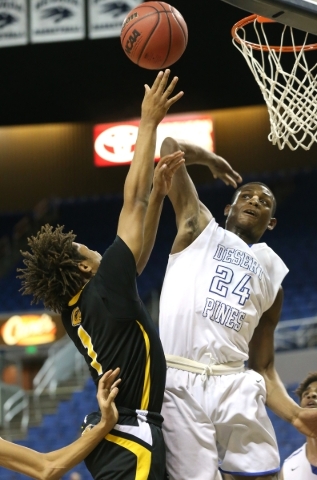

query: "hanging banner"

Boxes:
[31, 0, 85, 43]
[0, 0, 28, 47]
[88, 0, 141, 39]
[94, 113, 215, 167]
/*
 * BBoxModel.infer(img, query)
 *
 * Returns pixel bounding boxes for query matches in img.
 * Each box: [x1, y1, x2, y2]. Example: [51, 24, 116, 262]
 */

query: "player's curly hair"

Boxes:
[295, 372, 317, 400]
[17, 224, 87, 313]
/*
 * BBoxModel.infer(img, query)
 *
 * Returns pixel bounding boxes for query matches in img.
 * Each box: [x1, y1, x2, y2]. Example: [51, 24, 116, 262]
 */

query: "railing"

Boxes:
[275, 316, 317, 351]
[3, 388, 29, 433]
[33, 338, 87, 418]
[0, 381, 29, 437]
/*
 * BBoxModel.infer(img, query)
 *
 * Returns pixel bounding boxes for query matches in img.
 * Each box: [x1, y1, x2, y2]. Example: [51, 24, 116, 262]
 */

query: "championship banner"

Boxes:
[88, 0, 141, 39]
[0, 0, 28, 47]
[94, 113, 215, 167]
[30, 0, 85, 43]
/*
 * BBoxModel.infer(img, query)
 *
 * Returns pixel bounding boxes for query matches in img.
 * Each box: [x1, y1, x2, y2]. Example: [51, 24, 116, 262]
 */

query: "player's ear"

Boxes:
[78, 260, 93, 273]
[224, 204, 231, 217]
[267, 217, 277, 231]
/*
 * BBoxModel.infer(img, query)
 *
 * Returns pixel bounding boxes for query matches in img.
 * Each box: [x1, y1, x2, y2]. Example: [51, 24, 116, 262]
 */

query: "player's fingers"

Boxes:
[110, 378, 121, 391]
[156, 69, 171, 95]
[150, 70, 164, 92]
[162, 75, 179, 99]
[98, 370, 113, 392]
[166, 91, 184, 108]
[223, 174, 238, 188]
[99, 368, 120, 390]
[169, 158, 185, 173]
[233, 170, 243, 183]
[159, 150, 184, 165]
[108, 387, 119, 402]
[165, 153, 185, 169]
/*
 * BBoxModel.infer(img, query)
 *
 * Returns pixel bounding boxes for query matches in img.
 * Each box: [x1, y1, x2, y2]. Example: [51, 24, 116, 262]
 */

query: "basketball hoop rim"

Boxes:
[231, 14, 317, 52]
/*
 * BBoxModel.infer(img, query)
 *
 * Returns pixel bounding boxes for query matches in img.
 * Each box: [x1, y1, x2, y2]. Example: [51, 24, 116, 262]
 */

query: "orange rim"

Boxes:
[231, 14, 317, 52]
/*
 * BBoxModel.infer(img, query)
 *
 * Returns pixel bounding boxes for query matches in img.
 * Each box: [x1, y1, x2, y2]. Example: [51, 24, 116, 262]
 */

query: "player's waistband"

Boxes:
[166, 354, 245, 380]
[117, 406, 163, 428]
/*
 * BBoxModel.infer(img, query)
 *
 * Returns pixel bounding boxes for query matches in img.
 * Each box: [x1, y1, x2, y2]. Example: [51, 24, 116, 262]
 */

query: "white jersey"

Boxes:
[282, 444, 317, 479]
[159, 218, 288, 364]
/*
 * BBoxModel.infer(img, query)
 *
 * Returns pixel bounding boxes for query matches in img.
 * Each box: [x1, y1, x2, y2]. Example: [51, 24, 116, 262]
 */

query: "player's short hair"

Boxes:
[295, 372, 317, 400]
[17, 224, 87, 313]
[230, 182, 277, 216]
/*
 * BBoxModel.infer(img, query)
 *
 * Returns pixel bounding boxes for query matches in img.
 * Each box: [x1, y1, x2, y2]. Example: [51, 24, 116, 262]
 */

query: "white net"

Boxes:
[233, 17, 317, 150]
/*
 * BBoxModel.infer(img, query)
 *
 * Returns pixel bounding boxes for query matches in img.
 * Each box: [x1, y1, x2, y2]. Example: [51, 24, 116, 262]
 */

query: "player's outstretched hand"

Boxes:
[142, 69, 184, 126]
[208, 153, 242, 189]
[153, 151, 185, 197]
[97, 368, 121, 432]
[292, 406, 317, 438]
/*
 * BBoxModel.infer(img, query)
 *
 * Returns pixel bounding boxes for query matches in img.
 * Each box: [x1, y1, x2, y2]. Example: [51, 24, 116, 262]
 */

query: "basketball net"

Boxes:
[232, 15, 317, 150]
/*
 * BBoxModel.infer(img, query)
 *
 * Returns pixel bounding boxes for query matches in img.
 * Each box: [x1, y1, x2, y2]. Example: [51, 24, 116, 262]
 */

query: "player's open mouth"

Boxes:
[306, 401, 317, 407]
[243, 209, 257, 217]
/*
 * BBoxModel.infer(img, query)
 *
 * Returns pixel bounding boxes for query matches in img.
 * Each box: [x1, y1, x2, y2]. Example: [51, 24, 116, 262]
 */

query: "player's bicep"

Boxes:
[168, 165, 212, 253]
[171, 200, 212, 254]
[168, 163, 199, 222]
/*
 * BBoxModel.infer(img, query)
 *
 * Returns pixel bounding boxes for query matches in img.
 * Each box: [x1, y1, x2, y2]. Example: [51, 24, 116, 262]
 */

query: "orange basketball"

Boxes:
[120, 1, 188, 70]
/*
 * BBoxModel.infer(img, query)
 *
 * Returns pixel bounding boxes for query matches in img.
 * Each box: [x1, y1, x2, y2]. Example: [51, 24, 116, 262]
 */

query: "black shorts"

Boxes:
[82, 409, 167, 480]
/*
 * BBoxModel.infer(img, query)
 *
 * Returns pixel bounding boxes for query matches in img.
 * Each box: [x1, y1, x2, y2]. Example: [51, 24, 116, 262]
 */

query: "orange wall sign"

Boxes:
[0, 313, 63, 346]
[94, 113, 215, 167]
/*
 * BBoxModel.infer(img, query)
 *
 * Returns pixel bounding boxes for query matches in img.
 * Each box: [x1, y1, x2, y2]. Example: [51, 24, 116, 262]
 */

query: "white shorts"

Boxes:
[162, 368, 280, 480]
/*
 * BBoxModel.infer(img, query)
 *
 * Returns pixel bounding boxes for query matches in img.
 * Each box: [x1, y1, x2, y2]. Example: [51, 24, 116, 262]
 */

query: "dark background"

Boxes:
[0, 0, 264, 126]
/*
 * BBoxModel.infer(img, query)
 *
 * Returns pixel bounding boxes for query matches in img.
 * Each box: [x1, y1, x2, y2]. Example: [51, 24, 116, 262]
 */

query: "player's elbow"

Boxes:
[249, 359, 275, 378]
[160, 136, 180, 156]
[38, 460, 65, 480]
[40, 469, 63, 480]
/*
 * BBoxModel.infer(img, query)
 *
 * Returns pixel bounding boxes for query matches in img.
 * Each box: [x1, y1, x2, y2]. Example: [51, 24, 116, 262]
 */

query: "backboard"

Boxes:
[221, 0, 317, 34]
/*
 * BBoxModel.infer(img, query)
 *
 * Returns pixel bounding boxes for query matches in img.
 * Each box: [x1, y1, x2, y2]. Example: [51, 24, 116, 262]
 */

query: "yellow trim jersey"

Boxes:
[61, 236, 166, 413]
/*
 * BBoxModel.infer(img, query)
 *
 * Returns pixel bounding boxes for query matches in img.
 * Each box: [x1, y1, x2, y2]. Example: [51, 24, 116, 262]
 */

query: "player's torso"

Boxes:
[62, 280, 166, 413]
[283, 444, 317, 479]
[159, 219, 280, 364]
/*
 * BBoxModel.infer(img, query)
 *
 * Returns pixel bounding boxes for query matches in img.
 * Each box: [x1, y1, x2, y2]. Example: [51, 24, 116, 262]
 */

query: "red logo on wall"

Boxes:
[94, 114, 214, 167]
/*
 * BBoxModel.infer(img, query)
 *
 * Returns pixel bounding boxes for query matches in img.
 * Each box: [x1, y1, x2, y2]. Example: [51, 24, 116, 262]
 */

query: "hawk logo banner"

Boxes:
[0, 0, 28, 47]
[94, 113, 215, 167]
[31, 0, 85, 43]
[88, 0, 142, 39]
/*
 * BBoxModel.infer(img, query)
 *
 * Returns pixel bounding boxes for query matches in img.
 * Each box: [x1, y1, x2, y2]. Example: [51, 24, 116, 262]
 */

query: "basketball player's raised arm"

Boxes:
[0, 369, 120, 480]
[249, 289, 317, 438]
[117, 70, 183, 264]
[137, 137, 242, 272]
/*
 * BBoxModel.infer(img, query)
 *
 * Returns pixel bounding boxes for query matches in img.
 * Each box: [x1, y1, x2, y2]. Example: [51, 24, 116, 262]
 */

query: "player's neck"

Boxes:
[227, 225, 259, 245]
[306, 438, 317, 466]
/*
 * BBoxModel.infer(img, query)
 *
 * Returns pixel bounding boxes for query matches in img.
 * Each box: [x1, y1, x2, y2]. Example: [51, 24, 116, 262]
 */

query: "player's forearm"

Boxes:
[0, 421, 110, 480]
[136, 188, 165, 275]
[161, 137, 214, 167]
[123, 119, 157, 204]
[42, 421, 109, 479]
[262, 365, 300, 424]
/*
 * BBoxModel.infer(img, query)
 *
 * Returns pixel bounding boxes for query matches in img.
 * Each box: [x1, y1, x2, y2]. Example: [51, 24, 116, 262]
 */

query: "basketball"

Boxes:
[120, 1, 188, 70]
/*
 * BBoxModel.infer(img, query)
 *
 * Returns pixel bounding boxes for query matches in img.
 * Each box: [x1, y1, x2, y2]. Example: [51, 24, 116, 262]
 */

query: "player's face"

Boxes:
[224, 184, 276, 242]
[73, 242, 102, 275]
[300, 381, 317, 408]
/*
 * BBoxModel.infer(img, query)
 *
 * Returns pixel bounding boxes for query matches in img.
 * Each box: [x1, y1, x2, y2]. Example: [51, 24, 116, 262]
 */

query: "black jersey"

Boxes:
[61, 236, 166, 413]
